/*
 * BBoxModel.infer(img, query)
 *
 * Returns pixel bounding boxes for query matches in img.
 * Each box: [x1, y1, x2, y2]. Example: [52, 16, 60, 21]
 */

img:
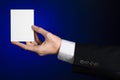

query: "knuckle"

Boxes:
[34, 47, 39, 52]
[24, 47, 28, 50]
[37, 27, 41, 31]
[38, 53, 44, 56]
[46, 32, 52, 38]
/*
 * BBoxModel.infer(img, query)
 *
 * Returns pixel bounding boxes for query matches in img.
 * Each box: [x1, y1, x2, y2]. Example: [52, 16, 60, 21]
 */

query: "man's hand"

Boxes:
[11, 25, 62, 56]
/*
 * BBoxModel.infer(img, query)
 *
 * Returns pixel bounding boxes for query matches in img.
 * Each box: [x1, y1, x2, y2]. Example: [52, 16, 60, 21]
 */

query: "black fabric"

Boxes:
[73, 43, 120, 79]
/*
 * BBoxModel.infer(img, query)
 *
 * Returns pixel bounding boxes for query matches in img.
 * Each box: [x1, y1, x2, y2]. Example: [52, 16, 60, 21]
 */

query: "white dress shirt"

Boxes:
[58, 39, 75, 64]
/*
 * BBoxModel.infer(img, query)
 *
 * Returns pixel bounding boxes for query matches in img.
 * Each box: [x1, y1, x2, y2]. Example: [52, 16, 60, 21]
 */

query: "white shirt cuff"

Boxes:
[57, 39, 75, 64]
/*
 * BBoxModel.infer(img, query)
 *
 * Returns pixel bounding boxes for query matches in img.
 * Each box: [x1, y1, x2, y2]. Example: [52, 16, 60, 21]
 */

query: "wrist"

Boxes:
[56, 38, 62, 54]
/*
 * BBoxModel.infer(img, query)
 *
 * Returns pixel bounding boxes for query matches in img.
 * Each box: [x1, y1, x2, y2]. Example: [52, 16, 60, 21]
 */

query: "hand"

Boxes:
[11, 25, 62, 56]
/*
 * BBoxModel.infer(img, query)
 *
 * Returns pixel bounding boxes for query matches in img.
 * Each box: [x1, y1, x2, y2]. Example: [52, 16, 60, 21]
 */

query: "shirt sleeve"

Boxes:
[57, 39, 75, 64]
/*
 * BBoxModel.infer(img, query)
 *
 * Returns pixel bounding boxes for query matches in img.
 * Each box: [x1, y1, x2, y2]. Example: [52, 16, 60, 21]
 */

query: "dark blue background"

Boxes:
[0, 0, 119, 80]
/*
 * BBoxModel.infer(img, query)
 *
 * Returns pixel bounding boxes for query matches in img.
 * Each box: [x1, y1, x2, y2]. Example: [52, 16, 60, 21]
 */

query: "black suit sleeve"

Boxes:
[72, 43, 120, 79]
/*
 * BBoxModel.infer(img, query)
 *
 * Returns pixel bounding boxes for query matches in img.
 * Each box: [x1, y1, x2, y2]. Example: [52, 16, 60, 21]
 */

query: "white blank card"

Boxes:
[11, 9, 34, 41]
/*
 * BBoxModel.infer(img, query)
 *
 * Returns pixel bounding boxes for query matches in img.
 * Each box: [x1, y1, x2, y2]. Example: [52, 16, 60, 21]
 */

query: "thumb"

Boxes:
[32, 25, 49, 37]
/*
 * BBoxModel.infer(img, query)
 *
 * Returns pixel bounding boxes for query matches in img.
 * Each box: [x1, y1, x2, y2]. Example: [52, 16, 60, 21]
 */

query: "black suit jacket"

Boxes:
[73, 43, 120, 80]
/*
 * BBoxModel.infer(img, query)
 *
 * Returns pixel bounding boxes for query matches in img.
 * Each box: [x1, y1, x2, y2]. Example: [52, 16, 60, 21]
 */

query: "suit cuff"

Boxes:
[57, 39, 75, 64]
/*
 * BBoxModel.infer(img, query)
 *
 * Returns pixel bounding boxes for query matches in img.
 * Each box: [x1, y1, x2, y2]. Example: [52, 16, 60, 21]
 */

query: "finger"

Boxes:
[32, 25, 49, 37]
[25, 41, 37, 51]
[38, 53, 46, 56]
[11, 41, 28, 50]
[31, 41, 38, 45]
[26, 42, 31, 45]
[34, 31, 42, 44]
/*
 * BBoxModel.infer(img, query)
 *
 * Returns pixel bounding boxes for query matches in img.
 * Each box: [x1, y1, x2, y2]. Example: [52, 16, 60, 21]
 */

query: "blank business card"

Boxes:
[10, 9, 34, 41]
